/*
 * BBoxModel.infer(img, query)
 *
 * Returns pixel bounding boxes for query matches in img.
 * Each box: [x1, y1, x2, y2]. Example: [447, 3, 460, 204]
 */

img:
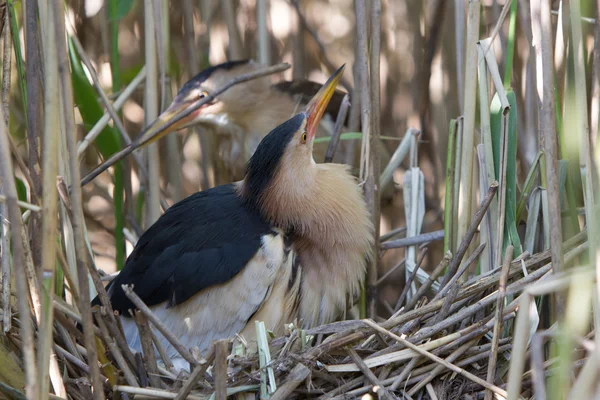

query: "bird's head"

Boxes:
[241, 65, 345, 223]
[139, 60, 273, 144]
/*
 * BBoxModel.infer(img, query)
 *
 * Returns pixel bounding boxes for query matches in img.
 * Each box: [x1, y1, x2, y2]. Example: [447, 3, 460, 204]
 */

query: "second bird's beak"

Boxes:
[304, 64, 345, 141]
[135, 98, 208, 147]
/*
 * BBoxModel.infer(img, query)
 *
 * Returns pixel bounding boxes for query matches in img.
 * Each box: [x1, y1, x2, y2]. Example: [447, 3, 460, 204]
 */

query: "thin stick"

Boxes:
[80, 63, 291, 186]
[393, 248, 427, 309]
[381, 230, 444, 250]
[401, 251, 451, 312]
[214, 339, 229, 400]
[364, 319, 508, 398]
[324, 94, 350, 163]
[121, 284, 197, 366]
[484, 245, 513, 400]
[439, 182, 498, 289]
[173, 345, 215, 400]
[0, 80, 37, 400]
[77, 67, 147, 157]
[436, 243, 485, 298]
[346, 346, 395, 400]
[94, 311, 138, 387]
[117, 385, 203, 400]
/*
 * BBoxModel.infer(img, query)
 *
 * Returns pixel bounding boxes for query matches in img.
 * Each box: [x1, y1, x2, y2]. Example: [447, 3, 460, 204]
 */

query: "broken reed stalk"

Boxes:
[484, 245, 513, 400]
[346, 346, 394, 400]
[381, 229, 444, 249]
[80, 62, 291, 186]
[53, 1, 105, 398]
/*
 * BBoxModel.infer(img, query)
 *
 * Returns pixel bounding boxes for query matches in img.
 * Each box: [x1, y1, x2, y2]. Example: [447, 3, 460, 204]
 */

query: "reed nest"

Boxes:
[1, 227, 591, 400]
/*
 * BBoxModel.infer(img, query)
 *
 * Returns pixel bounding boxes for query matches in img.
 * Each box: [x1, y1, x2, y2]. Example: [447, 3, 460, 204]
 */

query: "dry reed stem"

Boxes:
[354, 0, 374, 317]
[401, 252, 450, 312]
[530, 0, 563, 281]
[436, 243, 484, 299]
[222, 0, 245, 60]
[80, 63, 291, 186]
[214, 339, 229, 400]
[173, 344, 215, 400]
[133, 310, 163, 388]
[0, 80, 38, 399]
[94, 311, 138, 387]
[484, 245, 513, 400]
[324, 94, 350, 163]
[346, 346, 395, 400]
[440, 181, 498, 289]
[77, 67, 147, 156]
[121, 284, 197, 366]
[143, 0, 161, 226]
[381, 230, 444, 250]
[53, 1, 105, 397]
[116, 385, 204, 400]
[364, 320, 509, 397]
[456, 0, 480, 254]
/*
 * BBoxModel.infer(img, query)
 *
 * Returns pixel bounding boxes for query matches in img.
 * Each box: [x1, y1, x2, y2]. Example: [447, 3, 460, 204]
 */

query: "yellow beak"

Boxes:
[304, 64, 345, 140]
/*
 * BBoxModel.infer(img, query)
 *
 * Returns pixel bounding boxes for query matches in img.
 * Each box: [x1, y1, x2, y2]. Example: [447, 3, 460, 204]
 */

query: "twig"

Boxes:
[380, 128, 420, 191]
[121, 284, 197, 366]
[364, 320, 509, 398]
[94, 311, 138, 387]
[346, 346, 395, 400]
[214, 339, 229, 400]
[0, 194, 42, 212]
[393, 248, 428, 309]
[324, 94, 350, 162]
[484, 245, 513, 400]
[381, 230, 444, 250]
[173, 345, 215, 400]
[80, 63, 291, 186]
[116, 385, 203, 400]
[400, 251, 451, 313]
[439, 182, 499, 289]
[77, 67, 147, 157]
[436, 243, 485, 298]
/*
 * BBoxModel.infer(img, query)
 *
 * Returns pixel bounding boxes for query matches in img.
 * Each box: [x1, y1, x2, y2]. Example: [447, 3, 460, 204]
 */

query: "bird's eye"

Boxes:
[198, 90, 209, 99]
[300, 131, 307, 144]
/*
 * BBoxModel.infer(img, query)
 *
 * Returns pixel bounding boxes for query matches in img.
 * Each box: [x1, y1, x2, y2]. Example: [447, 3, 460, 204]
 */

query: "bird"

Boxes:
[80, 59, 350, 187]
[93, 66, 373, 371]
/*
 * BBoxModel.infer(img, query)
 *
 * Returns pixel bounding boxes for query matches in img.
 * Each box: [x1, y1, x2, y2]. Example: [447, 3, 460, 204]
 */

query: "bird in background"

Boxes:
[81, 60, 350, 187]
[93, 66, 374, 371]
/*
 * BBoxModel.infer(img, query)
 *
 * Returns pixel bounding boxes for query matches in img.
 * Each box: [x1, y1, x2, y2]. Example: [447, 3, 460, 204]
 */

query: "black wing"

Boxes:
[96, 184, 273, 315]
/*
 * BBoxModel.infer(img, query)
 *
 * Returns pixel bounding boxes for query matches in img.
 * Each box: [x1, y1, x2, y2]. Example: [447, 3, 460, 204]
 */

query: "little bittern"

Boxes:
[94, 66, 373, 370]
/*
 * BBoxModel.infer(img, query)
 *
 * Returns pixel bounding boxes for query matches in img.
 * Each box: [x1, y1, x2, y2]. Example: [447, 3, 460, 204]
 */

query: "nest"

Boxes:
[1, 228, 590, 400]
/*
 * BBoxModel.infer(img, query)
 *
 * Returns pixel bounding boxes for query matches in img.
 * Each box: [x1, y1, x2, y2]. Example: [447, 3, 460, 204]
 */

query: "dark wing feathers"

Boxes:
[97, 184, 273, 314]
[272, 80, 350, 125]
